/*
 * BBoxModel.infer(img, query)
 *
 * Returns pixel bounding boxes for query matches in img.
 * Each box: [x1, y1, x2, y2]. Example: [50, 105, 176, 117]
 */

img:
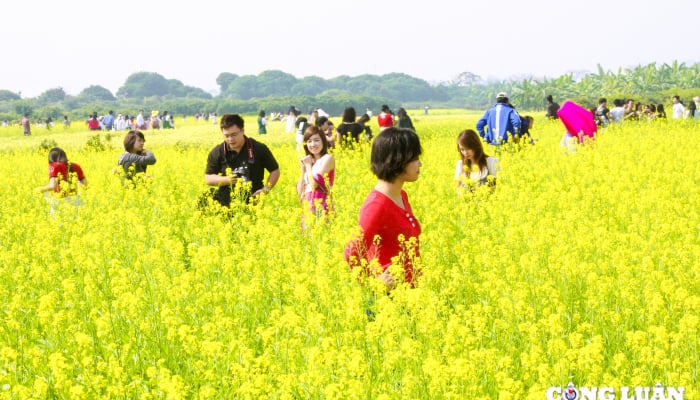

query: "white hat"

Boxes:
[496, 92, 508, 98]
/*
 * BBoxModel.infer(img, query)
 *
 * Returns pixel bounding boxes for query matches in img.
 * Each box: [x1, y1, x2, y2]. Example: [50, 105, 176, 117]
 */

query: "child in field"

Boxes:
[118, 130, 156, 181]
[455, 129, 499, 190]
[36, 147, 87, 212]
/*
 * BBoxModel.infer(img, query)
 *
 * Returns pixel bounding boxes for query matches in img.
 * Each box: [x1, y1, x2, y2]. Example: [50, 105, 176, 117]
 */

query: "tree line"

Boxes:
[1, 61, 698, 122]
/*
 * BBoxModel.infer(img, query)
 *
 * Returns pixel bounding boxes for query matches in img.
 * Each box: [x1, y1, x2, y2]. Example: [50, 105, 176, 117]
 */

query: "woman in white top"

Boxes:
[455, 129, 499, 190]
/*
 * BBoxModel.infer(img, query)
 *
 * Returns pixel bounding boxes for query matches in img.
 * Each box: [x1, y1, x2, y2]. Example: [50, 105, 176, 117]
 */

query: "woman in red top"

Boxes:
[344, 127, 422, 289]
[87, 114, 100, 130]
[377, 104, 395, 132]
[36, 148, 87, 213]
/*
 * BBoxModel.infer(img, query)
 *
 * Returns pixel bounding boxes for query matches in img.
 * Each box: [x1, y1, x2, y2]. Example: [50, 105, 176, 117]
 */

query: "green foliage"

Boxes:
[38, 87, 66, 104]
[38, 138, 58, 152]
[14, 102, 32, 116]
[79, 85, 116, 101]
[1, 61, 699, 123]
[0, 90, 21, 101]
[85, 134, 107, 152]
[216, 72, 238, 92]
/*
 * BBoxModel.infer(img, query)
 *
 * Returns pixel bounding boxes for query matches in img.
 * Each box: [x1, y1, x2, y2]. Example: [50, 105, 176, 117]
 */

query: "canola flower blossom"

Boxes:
[0, 113, 698, 398]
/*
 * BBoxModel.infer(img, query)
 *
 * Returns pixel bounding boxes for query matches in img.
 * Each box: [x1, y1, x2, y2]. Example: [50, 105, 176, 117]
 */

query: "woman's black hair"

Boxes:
[259, 110, 266, 117]
[381, 104, 392, 114]
[342, 106, 356, 123]
[48, 147, 68, 163]
[371, 127, 422, 182]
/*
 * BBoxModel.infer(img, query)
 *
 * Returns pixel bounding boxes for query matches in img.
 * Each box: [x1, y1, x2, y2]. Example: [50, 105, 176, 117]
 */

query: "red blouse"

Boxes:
[344, 189, 421, 284]
[48, 162, 85, 196]
[377, 112, 394, 128]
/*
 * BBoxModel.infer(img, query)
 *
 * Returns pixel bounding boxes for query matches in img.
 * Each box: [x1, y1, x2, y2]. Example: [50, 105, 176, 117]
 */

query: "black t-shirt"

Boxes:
[206, 137, 279, 206]
[547, 102, 560, 119]
[336, 123, 364, 143]
[398, 116, 415, 131]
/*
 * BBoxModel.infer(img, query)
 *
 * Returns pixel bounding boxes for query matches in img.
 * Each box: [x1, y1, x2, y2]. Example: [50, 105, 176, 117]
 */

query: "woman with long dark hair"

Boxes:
[455, 129, 499, 190]
[297, 126, 335, 221]
[335, 106, 364, 147]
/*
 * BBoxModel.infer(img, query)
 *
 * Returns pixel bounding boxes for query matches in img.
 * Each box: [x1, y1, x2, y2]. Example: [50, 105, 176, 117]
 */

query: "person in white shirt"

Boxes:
[672, 96, 686, 119]
[455, 129, 499, 191]
[136, 110, 146, 129]
[609, 99, 625, 123]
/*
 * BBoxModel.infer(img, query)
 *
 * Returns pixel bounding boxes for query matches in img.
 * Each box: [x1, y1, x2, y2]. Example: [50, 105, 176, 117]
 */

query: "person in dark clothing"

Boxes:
[205, 114, 280, 206]
[335, 106, 364, 147]
[546, 95, 560, 120]
[397, 108, 415, 132]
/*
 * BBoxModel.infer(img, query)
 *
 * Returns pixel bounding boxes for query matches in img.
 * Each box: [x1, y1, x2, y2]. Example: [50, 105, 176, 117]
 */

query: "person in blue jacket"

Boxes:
[476, 92, 521, 145]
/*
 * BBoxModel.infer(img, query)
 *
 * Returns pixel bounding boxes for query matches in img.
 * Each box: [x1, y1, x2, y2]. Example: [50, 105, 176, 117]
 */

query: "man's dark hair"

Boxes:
[220, 113, 244, 130]
[124, 130, 145, 153]
[613, 99, 624, 107]
[599, 98, 607, 104]
[496, 97, 509, 104]
[371, 127, 422, 182]
[673, 95, 680, 101]
[342, 106, 356, 123]
[546, 95, 553, 103]
[109, 110, 114, 115]
[315, 116, 329, 127]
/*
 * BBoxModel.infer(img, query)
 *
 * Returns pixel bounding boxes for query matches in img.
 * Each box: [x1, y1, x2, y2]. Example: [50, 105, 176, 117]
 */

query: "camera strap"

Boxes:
[221, 138, 255, 170]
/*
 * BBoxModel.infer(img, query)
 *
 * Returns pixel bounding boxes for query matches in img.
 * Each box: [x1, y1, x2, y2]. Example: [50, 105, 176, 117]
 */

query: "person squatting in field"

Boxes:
[205, 113, 280, 207]
[345, 127, 422, 290]
[296, 126, 335, 225]
[476, 92, 521, 145]
[118, 130, 157, 181]
[36, 147, 87, 213]
[455, 129, 499, 191]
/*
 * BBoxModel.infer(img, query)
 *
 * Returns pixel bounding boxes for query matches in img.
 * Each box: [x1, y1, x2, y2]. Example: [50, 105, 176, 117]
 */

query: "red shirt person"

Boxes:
[377, 104, 395, 132]
[345, 127, 422, 289]
[36, 147, 87, 197]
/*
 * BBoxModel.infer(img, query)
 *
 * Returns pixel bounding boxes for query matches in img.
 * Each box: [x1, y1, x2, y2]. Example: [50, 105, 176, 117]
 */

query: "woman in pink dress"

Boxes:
[296, 126, 335, 222]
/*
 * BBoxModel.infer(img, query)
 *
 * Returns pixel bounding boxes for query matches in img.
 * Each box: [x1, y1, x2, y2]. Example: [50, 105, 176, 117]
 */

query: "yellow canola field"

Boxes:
[0, 112, 698, 399]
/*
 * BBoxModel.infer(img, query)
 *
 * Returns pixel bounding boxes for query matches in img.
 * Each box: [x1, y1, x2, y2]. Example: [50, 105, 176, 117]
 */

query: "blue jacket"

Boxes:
[102, 114, 115, 128]
[476, 103, 521, 144]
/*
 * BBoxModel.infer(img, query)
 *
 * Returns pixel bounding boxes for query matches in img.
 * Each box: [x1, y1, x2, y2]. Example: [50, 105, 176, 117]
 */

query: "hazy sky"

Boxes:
[2, 0, 698, 98]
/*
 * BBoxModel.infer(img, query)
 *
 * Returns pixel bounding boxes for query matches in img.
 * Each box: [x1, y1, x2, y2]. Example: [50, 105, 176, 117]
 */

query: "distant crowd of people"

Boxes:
[545, 95, 700, 126]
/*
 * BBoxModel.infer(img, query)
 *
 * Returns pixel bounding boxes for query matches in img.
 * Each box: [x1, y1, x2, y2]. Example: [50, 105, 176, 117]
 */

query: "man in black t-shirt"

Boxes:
[205, 114, 280, 206]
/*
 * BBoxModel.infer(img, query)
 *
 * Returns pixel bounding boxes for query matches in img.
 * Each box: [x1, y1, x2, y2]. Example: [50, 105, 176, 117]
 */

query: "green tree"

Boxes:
[290, 76, 328, 96]
[79, 85, 116, 101]
[38, 87, 66, 104]
[256, 70, 298, 97]
[0, 90, 21, 101]
[216, 72, 239, 92]
[117, 72, 170, 98]
[224, 75, 259, 100]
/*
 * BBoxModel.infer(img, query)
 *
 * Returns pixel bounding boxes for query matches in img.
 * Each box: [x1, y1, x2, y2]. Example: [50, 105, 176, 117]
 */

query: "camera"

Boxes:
[231, 165, 250, 183]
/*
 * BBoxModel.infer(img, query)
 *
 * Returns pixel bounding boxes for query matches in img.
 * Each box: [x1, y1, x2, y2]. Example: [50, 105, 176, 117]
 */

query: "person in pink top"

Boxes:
[297, 126, 335, 224]
[345, 127, 422, 289]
